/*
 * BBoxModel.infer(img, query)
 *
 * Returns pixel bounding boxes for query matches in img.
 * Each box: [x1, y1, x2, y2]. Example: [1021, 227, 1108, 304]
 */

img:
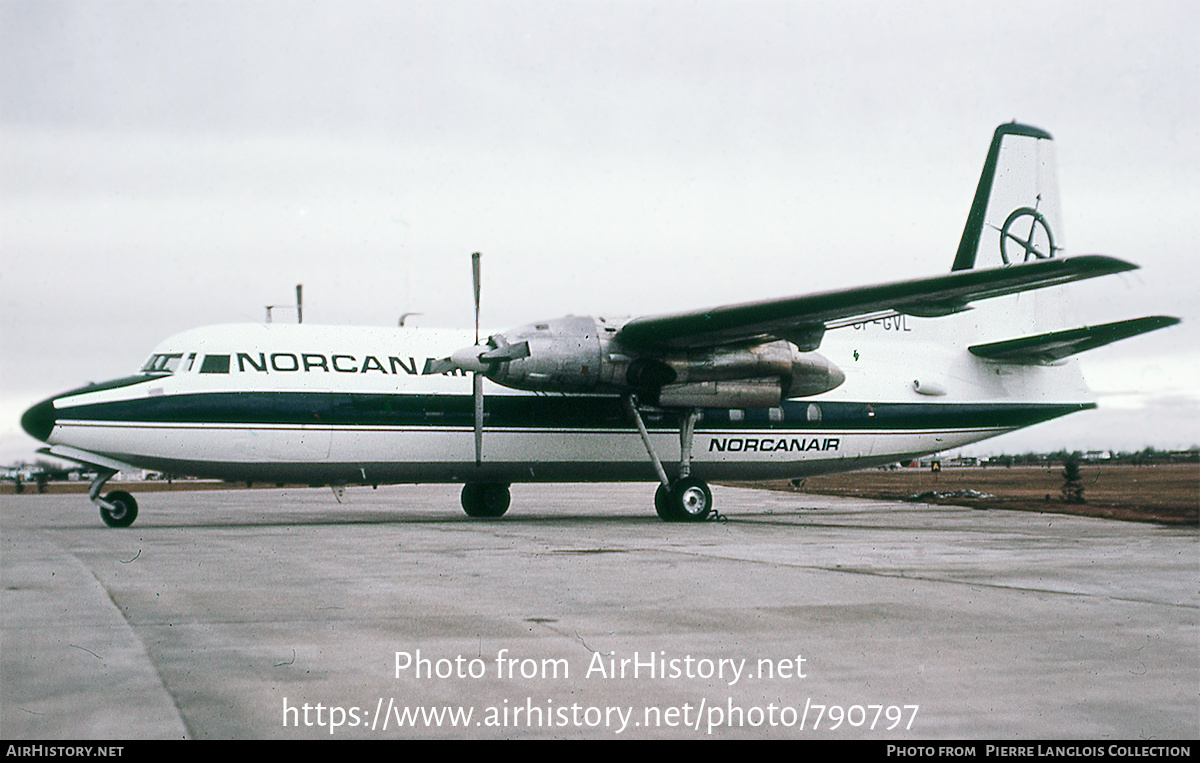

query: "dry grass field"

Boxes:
[749, 463, 1199, 525]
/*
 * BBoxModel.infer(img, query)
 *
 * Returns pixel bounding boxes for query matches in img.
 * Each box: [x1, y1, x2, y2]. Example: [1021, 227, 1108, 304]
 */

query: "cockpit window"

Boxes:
[199, 355, 231, 374]
[140, 353, 184, 374]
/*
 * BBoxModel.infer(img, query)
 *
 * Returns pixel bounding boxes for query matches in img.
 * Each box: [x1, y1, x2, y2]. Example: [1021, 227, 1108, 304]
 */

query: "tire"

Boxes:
[654, 483, 673, 520]
[461, 483, 511, 518]
[657, 477, 712, 522]
[100, 491, 138, 528]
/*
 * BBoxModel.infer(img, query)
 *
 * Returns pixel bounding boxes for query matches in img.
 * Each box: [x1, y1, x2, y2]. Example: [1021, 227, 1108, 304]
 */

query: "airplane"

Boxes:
[20, 123, 1179, 527]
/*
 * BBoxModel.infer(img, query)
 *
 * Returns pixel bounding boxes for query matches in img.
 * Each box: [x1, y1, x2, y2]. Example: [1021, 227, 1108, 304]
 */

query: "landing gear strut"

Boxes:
[625, 396, 712, 522]
[461, 483, 511, 518]
[89, 469, 139, 528]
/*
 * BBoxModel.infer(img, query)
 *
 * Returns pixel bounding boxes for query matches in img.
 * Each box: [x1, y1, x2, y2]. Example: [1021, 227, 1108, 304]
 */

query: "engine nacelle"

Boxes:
[485, 316, 844, 407]
[648, 344, 845, 407]
[486, 316, 613, 392]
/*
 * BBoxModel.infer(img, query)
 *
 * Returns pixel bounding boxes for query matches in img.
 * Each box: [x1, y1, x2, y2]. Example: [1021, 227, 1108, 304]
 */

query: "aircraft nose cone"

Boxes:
[21, 398, 57, 442]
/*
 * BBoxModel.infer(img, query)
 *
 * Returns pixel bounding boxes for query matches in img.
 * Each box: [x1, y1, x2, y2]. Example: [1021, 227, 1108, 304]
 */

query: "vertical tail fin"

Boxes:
[952, 123, 1063, 272]
[948, 124, 1177, 356]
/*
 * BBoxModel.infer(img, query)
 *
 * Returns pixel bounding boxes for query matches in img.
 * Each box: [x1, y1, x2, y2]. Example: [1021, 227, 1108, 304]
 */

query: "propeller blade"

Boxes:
[473, 371, 484, 466]
[472, 251, 481, 345]
[471, 252, 483, 466]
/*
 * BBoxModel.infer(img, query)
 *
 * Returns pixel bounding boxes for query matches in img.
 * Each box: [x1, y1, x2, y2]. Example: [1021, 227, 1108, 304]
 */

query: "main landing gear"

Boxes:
[461, 483, 511, 518]
[457, 397, 712, 522]
[89, 469, 139, 528]
[625, 396, 713, 522]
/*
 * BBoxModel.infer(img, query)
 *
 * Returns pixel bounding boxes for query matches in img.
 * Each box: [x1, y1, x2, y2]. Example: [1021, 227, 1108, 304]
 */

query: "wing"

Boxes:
[614, 255, 1138, 351]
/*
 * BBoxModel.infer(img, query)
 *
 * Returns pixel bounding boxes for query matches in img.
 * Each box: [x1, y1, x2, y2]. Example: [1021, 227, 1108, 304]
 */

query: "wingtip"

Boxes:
[1146, 315, 1182, 328]
[1074, 253, 1138, 269]
[1051, 254, 1140, 276]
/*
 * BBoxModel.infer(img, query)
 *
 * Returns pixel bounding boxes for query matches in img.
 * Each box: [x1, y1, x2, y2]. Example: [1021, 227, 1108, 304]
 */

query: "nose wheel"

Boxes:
[99, 490, 139, 528]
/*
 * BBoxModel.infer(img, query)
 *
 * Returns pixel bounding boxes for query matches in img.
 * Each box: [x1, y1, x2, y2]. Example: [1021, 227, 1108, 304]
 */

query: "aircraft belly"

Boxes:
[247, 425, 1011, 482]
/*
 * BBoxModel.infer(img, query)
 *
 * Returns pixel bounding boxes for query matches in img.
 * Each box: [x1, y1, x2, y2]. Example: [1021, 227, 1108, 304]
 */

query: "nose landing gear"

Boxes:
[89, 469, 139, 528]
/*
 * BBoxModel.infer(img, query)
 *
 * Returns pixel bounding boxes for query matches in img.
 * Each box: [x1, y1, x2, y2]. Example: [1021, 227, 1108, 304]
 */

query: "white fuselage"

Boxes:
[34, 302, 1094, 486]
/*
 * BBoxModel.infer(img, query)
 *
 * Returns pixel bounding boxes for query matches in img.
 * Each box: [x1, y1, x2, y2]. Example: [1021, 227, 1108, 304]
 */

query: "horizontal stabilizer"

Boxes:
[968, 316, 1180, 364]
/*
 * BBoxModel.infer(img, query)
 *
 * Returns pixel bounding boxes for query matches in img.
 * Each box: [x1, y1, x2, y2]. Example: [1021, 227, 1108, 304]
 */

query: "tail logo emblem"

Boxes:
[999, 206, 1057, 265]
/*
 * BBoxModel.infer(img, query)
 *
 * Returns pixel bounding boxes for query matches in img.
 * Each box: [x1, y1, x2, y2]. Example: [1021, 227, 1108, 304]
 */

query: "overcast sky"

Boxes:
[2, 0, 1197, 464]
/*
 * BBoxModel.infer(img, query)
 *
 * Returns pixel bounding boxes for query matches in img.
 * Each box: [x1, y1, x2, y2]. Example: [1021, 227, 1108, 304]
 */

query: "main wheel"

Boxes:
[461, 483, 511, 518]
[100, 490, 138, 528]
[657, 477, 712, 522]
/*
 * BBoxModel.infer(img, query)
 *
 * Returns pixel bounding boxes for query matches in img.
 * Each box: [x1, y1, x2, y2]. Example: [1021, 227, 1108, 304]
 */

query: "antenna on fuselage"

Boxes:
[265, 283, 304, 323]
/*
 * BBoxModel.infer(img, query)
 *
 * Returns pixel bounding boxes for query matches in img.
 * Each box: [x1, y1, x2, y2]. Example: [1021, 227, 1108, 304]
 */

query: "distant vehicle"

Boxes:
[21, 124, 1177, 527]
